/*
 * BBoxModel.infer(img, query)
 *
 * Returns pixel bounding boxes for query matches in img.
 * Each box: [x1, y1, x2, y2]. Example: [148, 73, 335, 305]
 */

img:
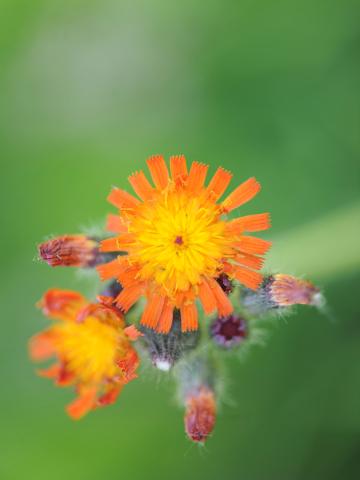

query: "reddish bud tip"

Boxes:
[38, 235, 98, 268]
[184, 387, 216, 443]
[270, 274, 321, 307]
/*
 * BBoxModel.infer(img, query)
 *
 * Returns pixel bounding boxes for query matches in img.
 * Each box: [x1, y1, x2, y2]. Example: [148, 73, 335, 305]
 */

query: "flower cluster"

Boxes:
[32, 155, 323, 442]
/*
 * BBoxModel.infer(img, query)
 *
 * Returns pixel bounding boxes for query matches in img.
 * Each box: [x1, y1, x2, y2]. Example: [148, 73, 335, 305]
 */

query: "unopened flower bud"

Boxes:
[175, 351, 218, 443]
[39, 235, 99, 268]
[140, 310, 200, 371]
[210, 314, 247, 348]
[216, 273, 233, 295]
[241, 273, 324, 316]
[184, 386, 216, 443]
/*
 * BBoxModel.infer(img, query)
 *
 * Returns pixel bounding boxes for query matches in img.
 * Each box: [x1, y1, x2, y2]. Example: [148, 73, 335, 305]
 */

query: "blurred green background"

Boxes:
[1, 0, 359, 479]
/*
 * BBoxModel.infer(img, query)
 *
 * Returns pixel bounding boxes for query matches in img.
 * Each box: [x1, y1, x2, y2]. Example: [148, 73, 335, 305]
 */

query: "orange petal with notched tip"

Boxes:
[115, 284, 143, 312]
[187, 162, 208, 192]
[228, 213, 271, 234]
[206, 167, 233, 200]
[156, 300, 174, 333]
[198, 279, 217, 314]
[128, 170, 154, 201]
[141, 294, 165, 329]
[209, 279, 234, 317]
[234, 236, 272, 255]
[170, 155, 188, 184]
[222, 177, 260, 212]
[147, 155, 169, 190]
[180, 303, 198, 332]
[107, 188, 140, 211]
[233, 266, 263, 290]
[234, 253, 264, 270]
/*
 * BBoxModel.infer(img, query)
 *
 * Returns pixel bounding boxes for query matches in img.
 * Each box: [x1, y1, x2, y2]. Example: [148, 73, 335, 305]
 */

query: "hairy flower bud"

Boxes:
[39, 235, 100, 268]
[210, 314, 247, 348]
[184, 386, 216, 443]
[175, 351, 218, 443]
[241, 273, 324, 316]
[140, 310, 200, 371]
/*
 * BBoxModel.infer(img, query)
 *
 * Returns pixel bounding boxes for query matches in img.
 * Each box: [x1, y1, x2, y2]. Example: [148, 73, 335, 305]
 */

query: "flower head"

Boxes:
[29, 289, 140, 419]
[98, 155, 271, 333]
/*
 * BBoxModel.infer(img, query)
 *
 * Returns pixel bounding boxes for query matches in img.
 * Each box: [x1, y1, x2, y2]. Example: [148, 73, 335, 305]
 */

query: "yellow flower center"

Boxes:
[128, 189, 231, 296]
[53, 317, 119, 383]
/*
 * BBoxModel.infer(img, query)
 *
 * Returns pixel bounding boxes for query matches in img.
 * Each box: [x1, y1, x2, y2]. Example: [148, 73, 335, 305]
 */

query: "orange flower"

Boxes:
[97, 155, 271, 333]
[29, 289, 140, 419]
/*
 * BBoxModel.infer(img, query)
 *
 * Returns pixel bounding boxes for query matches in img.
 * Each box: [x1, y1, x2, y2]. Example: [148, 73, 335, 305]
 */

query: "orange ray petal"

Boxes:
[141, 294, 165, 329]
[234, 253, 264, 270]
[233, 266, 263, 290]
[206, 167, 233, 200]
[234, 236, 272, 255]
[170, 155, 188, 184]
[97, 384, 123, 406]
[100, 234, 134, 253]
[222, 177, 260, 212]
[107, 188, 140, 211]
[116, 264, 141, 288]
[66, 388, 97, 420]
[146, 155, 169, 190]
[228, 213, 271, 234]
[37, 363, 60, 379]
[96, 257, 127, 281]
[118, 350, 139, 383]
[209, 279, 234, 317]
[106, 214, 128, 233]
[38, 289, 87, 321]
[187, 161, 208, 192]
[124, 324, 143, 340]
[180, 303, 198, 332]
[198, 279, 217, 315]
[156, 300, 174, 333]
[99, 237, 120, 253]
[29, 331, 55, 361]
[128, 170, 154, 201]
[115, 284, 143, 312]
